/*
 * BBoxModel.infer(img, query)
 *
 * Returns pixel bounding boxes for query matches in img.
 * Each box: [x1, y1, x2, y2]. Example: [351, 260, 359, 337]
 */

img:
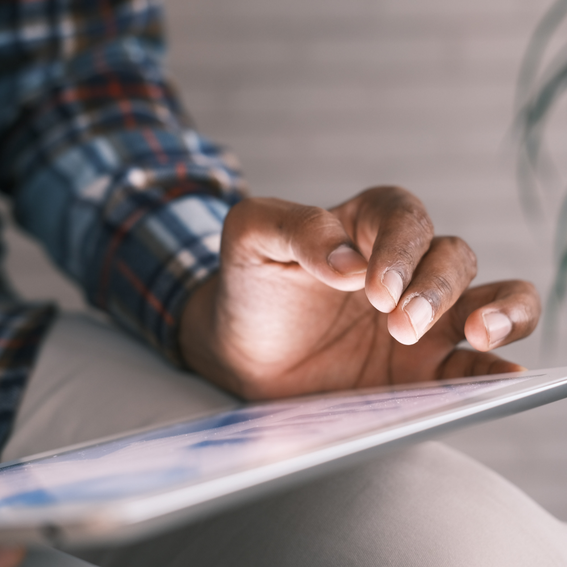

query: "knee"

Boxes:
[232, 442, 567, 567]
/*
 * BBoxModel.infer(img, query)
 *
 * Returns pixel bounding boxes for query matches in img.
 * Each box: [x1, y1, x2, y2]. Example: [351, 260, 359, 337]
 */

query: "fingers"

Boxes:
[222, 193, 479, 338]
[222, 198, 368, 291]
[342, 187, 436, 313]
[386, 236, 478, 345]
[335, 187, 479, 345]
[447, 280, 541, 351]
[439, 348, 527, 380]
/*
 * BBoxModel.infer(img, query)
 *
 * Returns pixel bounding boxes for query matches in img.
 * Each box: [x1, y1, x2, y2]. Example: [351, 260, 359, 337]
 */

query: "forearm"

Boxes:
[0, 0, 246, 364]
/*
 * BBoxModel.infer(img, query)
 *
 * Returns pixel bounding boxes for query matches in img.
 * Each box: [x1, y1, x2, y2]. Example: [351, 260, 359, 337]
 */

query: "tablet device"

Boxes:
[1, 367, 567, 547]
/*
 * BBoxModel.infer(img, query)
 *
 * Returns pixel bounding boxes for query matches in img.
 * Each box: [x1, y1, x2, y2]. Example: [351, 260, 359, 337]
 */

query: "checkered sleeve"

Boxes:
[0, 303, 57, 449]
[0, 0, 247, 365]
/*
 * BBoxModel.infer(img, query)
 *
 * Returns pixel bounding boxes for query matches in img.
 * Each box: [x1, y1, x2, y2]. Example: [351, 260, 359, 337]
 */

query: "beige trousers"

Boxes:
[4, 313, 567, 567]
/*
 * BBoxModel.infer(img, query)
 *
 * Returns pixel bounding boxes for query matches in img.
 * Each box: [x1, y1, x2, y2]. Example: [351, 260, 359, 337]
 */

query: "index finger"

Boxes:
[336, 186, 435, 313]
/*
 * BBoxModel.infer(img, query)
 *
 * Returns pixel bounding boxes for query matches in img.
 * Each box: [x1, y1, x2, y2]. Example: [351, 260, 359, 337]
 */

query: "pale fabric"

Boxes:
[21, 546, 96, 567]
[78, 443, 567, 567]
[4, 313, 567, 567]
[2, 313, 238, 462]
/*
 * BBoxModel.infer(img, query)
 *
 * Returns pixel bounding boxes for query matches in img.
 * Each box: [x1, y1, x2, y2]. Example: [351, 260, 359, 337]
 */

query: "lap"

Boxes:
[2, 312, 237, 462]
[4, 312, 567, 567]
[76, 442, 567, 567]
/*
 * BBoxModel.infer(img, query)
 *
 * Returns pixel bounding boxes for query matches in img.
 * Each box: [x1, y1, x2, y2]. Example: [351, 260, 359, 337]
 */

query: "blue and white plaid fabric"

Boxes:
[0, 0, 247, 449]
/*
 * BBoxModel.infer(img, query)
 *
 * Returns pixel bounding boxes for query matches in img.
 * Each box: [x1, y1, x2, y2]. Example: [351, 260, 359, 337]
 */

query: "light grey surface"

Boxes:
[440, 394, 567, 521]
[73, 443, 567, 567]
[2, 0, 566, 521]
[21, 546, 96, 567]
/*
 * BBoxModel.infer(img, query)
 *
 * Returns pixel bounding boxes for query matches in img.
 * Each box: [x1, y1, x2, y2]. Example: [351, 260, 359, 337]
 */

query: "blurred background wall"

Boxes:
[163, 0, 561, 369]
[3, 0, 567, 518]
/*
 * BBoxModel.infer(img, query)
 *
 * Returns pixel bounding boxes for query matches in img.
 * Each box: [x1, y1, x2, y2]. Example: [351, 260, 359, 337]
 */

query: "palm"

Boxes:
[214, 262, 491, 399]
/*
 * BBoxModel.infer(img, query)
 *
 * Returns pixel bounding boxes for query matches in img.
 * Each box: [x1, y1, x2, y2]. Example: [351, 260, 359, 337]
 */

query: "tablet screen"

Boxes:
[0, 375, 531, 512]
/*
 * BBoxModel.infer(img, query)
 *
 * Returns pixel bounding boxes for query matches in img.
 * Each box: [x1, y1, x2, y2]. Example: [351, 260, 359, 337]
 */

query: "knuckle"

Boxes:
[291, 205, 339, 238]
[438, 236, 478, 278]
[459, 240, 478, 277]
[448, 235, 474, 255]
[361, 185, 410, 200]
[381, 205, 434, 251]
[359, 186, 428, 220]
[227, 197, 261, 221]
[223, 199, 248, 238]
[224, 198, 262, 240]
[529, 284, 542, 314]
[387, 200, 434, 244]
[401, 209, 434, 253]
[520, 280, 540, 301]
[425, 274, 455, 310]
[389, 246, 416, 271]
[409, 207, 435, 243]
[513, 281, 541, 329]
[294, 204, 327, 226]
[223, 197, 285, 255]
[356, 185, 435, 245]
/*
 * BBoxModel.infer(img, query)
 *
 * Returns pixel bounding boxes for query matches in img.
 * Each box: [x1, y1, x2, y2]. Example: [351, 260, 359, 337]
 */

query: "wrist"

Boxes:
[179, 273, 219, 369]
[179, 273, 243, 394]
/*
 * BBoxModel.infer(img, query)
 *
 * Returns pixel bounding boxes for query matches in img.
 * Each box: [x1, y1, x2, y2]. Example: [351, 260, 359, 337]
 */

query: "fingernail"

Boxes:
[328, 245, 367, 276]
[483, 312, 512, 347]
[382, 270, 404, 307]
[403, 296, 433, 341]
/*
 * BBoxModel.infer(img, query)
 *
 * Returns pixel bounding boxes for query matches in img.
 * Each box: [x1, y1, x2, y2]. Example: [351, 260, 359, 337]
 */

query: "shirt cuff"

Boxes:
[99, 194, 231, 366]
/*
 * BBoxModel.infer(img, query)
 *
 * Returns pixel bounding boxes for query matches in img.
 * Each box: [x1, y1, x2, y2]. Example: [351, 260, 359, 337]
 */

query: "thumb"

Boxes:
[222, 197, 368, 292]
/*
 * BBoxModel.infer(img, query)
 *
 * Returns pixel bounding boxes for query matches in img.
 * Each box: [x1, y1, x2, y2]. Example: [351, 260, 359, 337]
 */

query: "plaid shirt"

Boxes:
[0, 0, 246, 450]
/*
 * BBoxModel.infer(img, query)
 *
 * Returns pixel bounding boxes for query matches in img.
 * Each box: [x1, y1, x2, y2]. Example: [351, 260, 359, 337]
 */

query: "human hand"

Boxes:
[180, 187, 540, 399]
[0, 548, 25, 567]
